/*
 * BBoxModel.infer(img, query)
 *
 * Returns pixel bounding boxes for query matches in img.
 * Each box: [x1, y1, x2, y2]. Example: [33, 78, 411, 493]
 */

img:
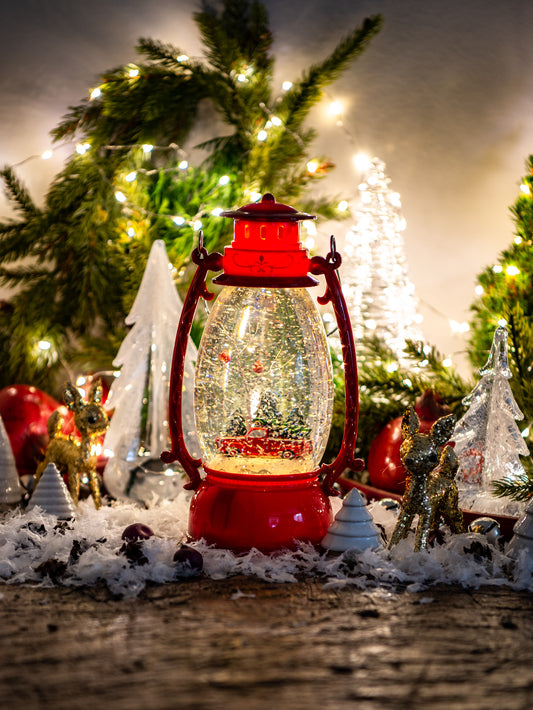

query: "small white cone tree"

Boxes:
[103, 240, 198, 506]
[26, 463, 76, 519]
[321, 487, 383, 552]
[0, 415, 23, 510]
[507, 497, 533, 560]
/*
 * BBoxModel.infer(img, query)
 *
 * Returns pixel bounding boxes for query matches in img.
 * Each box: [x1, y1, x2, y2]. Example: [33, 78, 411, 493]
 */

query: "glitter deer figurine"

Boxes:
[33, 381, 109, 509]
[389, 406, 464, 551]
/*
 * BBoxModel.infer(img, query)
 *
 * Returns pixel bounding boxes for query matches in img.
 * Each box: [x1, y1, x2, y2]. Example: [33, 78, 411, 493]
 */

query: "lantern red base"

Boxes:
[188, 469, 333, 552]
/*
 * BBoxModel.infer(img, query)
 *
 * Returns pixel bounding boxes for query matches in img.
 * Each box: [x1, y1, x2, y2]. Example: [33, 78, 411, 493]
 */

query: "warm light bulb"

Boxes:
[337, 200, 348, 211]
[353, 153, 372, 172]
[514, 236, 522, 245]
[237, 74, 248, 83]
[176, 54, 189, 62]
[125, 171, 137, 182]
[271, 116, 282, 126]
[179, 160, 188, 170]
[127, 227, 135, 237]
[218, 175, 230, 186]
[128, 68, 139, 78]
[90, 87, 101, 100]
[506, 265, 520, 276]
[76, 143, 90, 155]
[520, 183, 531, 195]
[492, 264, 503, 273]
[474, 285, 484, 296]
[306, 160, 319, 173]
[249, 191, 261, 202]
[282, 81, 293, 91]
[41, 150, 53, 160]
[498, 318, 507, 327]
[442, 358, 453, 368]
[328, 100, 343, 116]
[172, 216, 185, 226]
[193, 220, 202, 231]
[38, 340, 51, 351]
[211, 207, 223, 216]
[115, 191, 127, 203]
[257, 130, 268, 141]
[142, 144, 153, 153]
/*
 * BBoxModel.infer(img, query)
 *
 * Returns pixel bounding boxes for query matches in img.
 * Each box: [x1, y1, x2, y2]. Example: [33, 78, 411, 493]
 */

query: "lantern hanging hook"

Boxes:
[326, 235, 341, 268]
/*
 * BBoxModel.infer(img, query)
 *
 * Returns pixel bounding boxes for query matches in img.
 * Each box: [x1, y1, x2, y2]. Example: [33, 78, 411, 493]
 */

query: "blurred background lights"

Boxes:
[353, 153, 372, 172]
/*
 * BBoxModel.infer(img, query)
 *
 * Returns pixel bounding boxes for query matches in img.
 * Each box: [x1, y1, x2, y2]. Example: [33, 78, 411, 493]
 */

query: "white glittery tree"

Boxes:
[453, 326, 529, 515]
[337, 156, 423, 358]
[26, 463, 76, 519]
[507, 497, 533, 560]
[0, 415, 23, 510]
[103, 240, 198, 506]
[321, 487, 383, 552]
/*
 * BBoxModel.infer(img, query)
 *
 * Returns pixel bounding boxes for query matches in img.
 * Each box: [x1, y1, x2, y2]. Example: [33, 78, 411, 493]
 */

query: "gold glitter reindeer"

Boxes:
[33, 381, 109, 509]
[389, 406, 464, 551]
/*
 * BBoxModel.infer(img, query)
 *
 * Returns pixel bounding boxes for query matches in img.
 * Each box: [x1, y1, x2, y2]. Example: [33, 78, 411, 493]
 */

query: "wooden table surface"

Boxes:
[1, 578, 532, 710]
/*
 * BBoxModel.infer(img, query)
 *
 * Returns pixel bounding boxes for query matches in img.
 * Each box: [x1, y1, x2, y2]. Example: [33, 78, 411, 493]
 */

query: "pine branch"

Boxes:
[492, 469, 533, 502]
[280, 16, 382, 134]
[0, 167, 40, 218]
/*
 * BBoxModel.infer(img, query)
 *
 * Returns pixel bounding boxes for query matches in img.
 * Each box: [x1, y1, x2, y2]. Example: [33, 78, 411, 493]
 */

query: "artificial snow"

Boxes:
[0, 493, 530, 599]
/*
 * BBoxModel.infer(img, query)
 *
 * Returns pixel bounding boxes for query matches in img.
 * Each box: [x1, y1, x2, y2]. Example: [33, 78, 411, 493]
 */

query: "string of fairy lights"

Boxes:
[2, 55, 531, 370]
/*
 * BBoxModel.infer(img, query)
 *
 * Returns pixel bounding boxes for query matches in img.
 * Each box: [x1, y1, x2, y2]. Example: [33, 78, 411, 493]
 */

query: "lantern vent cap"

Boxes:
[221, 193, 316, 222]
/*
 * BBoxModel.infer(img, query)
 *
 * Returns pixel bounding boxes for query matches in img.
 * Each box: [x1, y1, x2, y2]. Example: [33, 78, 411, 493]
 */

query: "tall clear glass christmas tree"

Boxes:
[338, 156, 423, 358]
[452, 326, 529, 515]
[103, 240, 198, 506]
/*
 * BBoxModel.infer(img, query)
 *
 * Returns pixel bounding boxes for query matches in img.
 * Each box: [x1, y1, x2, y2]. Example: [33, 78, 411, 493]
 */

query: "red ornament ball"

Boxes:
[367, 390, 452, 494]
[0, 385, 73, 479]
[173, 545, 203, 574]
[121, 523, 155, 542]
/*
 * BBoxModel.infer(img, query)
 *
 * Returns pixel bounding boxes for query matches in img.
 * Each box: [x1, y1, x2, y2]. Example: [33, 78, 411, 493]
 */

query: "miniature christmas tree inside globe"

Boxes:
[194, 286, 333, 475]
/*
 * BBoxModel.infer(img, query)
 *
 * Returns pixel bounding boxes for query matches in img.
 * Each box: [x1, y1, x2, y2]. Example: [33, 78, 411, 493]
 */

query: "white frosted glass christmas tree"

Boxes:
[0, 415, 23, 510]
[453, 326, 529, 515]
[337, 156, 423, 358]
[26, 463, 76, 519]
[103, 240, 198, 506]
[321, 487, 383, 552]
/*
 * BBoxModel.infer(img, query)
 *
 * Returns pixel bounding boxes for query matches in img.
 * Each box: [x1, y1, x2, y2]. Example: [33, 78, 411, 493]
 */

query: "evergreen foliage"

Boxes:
[468, 157, 533, 500]
[0, 1, 382, 394]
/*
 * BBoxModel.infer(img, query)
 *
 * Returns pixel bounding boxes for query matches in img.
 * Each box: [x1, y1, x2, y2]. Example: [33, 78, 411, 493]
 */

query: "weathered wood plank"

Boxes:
[0, 580, 531, 709]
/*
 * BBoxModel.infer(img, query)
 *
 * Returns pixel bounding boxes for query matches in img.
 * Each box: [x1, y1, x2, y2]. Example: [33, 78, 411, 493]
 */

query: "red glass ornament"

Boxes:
[0, 385, 72, 479]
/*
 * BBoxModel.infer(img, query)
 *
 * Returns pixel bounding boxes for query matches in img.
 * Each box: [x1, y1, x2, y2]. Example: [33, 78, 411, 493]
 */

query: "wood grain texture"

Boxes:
[0, 579, 532, 710]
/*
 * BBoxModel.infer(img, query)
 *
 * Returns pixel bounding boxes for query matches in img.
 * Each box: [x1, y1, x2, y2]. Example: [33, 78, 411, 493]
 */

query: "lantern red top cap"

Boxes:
[214, 193, 318, 287]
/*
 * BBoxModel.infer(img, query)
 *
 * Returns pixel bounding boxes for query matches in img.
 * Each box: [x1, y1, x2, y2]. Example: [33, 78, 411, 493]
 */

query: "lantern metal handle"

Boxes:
[160, 241, 223, 490]
[310, 237, 364, 495]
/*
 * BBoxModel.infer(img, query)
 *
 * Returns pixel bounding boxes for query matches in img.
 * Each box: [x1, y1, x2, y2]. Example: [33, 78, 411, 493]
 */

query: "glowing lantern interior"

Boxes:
[194, 286, 333, 475]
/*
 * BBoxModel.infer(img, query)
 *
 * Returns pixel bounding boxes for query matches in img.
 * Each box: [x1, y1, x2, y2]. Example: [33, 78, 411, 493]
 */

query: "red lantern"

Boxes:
[162, 194, 363, 551]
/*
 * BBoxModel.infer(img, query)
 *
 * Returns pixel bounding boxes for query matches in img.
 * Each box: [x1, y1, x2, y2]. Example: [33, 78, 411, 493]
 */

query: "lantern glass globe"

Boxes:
[194, 286, 333, 475]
